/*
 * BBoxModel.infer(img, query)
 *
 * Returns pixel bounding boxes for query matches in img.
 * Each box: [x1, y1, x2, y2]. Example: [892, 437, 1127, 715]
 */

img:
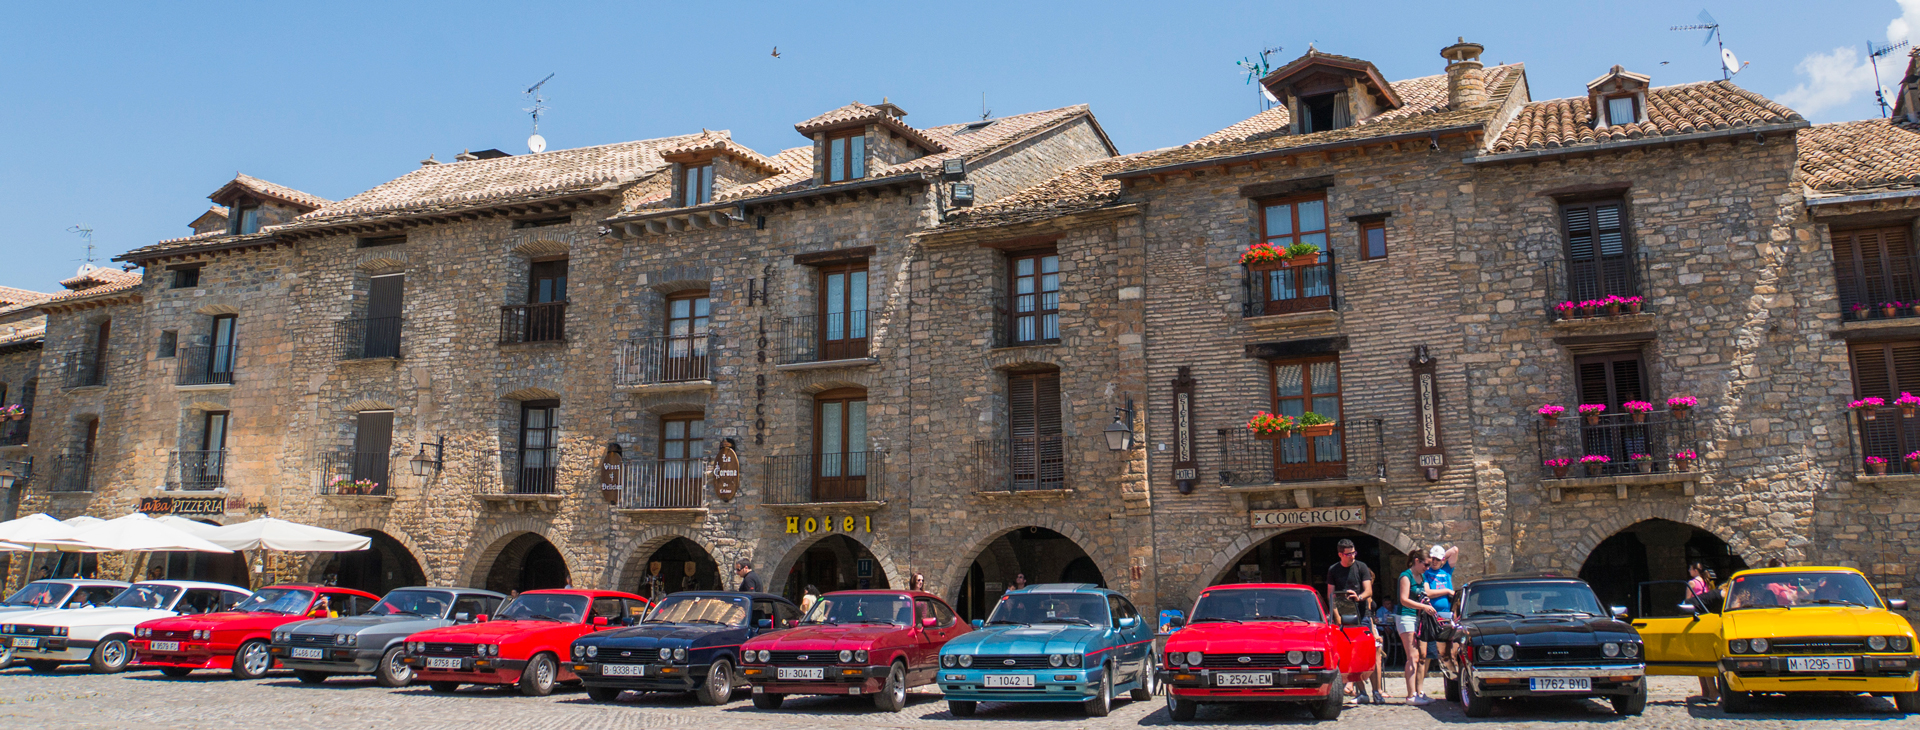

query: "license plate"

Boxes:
[1787, 656, 1854, 672]
[291, 647, 324, 660]
[1530, 677, 1591, 692]
[427, 657, 462, 669]
[777, 667, 824, 680]
[11, 638, 37, 649]
[602, 664, 645, 677]
[984, 674, 1036, 688]
[1215, 672, 1275, 687]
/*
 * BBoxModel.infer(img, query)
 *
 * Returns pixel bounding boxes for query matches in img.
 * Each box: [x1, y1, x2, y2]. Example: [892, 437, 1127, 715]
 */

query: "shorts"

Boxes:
[1397, 614, 1418, 634]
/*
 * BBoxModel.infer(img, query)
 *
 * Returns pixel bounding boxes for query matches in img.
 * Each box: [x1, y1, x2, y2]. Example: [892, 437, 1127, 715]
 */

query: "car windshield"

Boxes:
[646, 595, 747, 626]
[985, 594, 1111, 627]
[1728, 571, 1881, 610]
[368, 590, 453, 618]
[1462, 583, 1606, 617]
[803, 595, 912, 626]
[2, 583, 71, 608]
[107, 584, 184, 610]
[497, 594, 589, 623]
[231, 588, 316, 615]
[1191, 588, 1323, 624]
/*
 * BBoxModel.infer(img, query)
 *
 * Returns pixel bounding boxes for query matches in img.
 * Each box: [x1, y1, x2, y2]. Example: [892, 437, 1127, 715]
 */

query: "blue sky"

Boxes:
[0, 0, 1903, 292]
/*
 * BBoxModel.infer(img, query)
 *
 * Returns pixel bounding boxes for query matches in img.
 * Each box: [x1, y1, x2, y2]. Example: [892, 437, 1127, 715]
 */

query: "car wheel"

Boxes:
[695, 658, 735, 705]
[1083, 662, 1113, 717]
[1461, 668, 1493, 718]
[518, 653, 557, 697]
[1718, 675, 1750, 714]
[428, 681, 460, 693]
[25, 660, 62, 673]
[88, 637, 130, 674]
[294, 670, 329, 684]
[1131, 652, 1157, 701]
[374, 646, 413, 688]
[1310, 677, 1343, 720]
[586, 685, 622, 702]
[1167, 692, 1196, 721]
[1612, 683, 1647, 716]
[1896, 691, 1920, 713]
[947, 699, 976, 717]
[160, 667, 193, 678]
[232, 639, 273, 680]
[0, 648, 13, 669]
[874, 660, 907, 712]
[751, 692, 784, 709]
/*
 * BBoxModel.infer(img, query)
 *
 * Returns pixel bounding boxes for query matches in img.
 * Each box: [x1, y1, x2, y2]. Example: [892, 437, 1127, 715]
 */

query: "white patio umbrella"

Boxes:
[41, 513, 234, 554]
[198, 518, 371, 552]
[151, 515, 219, 537]
[0, 514, 97, 591]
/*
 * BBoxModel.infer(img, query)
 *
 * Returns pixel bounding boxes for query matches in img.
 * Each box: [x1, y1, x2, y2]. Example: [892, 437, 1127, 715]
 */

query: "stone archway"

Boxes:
[1190, 519, 1420, 603]
[933, 517, 1123, 603]
[607, 526, 723, 598]
[459, 516, 584, 590]
[1576, 518, 1750, 617]
[310, 529, 427, 597]
[762, 530, 906, 600]
[944, 524, 1113, 622]
[1559, 504, 1763, 572]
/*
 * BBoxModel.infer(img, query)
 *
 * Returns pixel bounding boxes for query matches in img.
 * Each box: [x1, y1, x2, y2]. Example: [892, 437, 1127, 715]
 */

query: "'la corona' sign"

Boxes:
[1249, 506, 1367, 529]
[714, 441, 741, 502]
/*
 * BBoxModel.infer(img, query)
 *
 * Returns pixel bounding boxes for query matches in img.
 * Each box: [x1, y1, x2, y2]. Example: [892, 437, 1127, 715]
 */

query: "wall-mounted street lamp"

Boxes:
[1103, 397, 1138, 452]
[409, 436, 445, 478]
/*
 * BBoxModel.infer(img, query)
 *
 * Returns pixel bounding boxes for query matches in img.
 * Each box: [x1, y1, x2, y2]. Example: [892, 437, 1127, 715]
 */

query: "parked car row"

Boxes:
[0, 568, 1913, 719]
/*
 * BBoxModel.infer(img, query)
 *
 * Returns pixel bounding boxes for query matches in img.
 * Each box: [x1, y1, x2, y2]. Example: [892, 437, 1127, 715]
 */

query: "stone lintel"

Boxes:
[1221, 478, 1387, 508]
[478, 494, 563, 512]
[774, 358, 879, 372]
[175, 383, 235, 392]
[616, 379, 715, 395]
[973, 488, 1075, 499]
[614, 507, 710, 524]
[1243, 310, 1341, 331]
[1833, 316, 1920, 340]
[1549, 312, 1658, 334]
[320, 494, 396, 506]
[755, 500, 886, 515]
[1853, 473, 1920, 486]
[1546, 471, 1697, 501]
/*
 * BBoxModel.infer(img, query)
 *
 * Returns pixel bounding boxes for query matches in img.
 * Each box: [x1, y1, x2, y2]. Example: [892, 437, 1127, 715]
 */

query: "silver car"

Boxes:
[271, 587, 505, 686]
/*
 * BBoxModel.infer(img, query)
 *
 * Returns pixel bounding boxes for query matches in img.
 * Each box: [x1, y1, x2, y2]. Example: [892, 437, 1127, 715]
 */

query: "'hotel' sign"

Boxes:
[1249, 506, 1366, 528]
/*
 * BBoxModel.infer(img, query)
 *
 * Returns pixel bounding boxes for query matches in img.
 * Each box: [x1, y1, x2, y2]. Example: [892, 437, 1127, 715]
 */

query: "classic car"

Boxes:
[739, 589, 968, 712]
[132, 583, 381, 679]
[1157, 583, 1376, 721]
[936, 584, 1156, 718]
[572, 591, 801, 704]
[1636, 566, 1918, 714]
[0, 580, 252, 674]
[0, 579, 129, 617]
[400, 589, 649, 696]
[1445, 574, 1646, 717]
[270, 586, 505, 686]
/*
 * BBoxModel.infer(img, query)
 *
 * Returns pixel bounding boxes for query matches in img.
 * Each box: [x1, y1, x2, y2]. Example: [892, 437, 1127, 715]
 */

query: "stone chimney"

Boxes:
[1441, 38, 1490, 109]
[455, 149, 480, 162]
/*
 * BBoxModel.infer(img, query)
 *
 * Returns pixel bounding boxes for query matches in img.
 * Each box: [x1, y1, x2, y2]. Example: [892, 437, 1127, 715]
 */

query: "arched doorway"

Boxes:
[633, 537, 720, 602]
[316, 531, 425, 597]
[783, 534, 889, 603]
[1213, 526, 1410, 600]
[1579, 519, 1746, 618]
[483, 533, 571, 594]
[954, 527, 1104, 622]
[154, 520, 249, 588]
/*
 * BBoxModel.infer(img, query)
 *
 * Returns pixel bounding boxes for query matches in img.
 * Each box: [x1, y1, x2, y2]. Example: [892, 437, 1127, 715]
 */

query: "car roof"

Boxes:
[1200, 583, 1317, 593]
[265, 584, 380, 598]
[26, 579, 130, 587]
[1010, 583, 1110, 595]
[133, 580, 251, 591]
[522, 588, 648, 600]
[668, 591, 794, 603]
[820, 589, 946, 601]
[1729, 566, 1864, 579]
[385, 586, 508, 598]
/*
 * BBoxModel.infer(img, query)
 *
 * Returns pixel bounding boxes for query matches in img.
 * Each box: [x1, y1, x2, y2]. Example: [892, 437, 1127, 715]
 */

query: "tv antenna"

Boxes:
[1870, 40, 1911, 118]
[1236, 45, 1283, 110]
[1672, 10, 1743, 80]
[66, 224, 97, 266]
[523, 73, 554, 153]
[980, 92, 991, 122]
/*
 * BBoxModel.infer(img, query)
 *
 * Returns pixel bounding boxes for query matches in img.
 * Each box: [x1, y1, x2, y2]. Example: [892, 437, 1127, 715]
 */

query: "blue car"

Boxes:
[569, 591, 801, 705]
[937, 584, 1158, 717]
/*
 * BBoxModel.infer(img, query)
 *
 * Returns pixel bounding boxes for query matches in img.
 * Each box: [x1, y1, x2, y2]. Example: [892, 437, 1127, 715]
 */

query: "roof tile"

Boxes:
[1798, 118, 1920, 195]
[1488, 80, 1800, 153]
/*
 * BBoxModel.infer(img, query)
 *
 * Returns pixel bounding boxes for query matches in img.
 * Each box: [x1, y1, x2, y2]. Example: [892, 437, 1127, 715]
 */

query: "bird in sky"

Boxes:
[1659, 61, 1670, 65]
[771, 46, 781, 58]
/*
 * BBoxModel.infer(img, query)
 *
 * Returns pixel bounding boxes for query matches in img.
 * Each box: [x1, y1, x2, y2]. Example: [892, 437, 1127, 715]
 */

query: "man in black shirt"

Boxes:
[735, 561, 765, 593]
[1325, 538, 1385, 705]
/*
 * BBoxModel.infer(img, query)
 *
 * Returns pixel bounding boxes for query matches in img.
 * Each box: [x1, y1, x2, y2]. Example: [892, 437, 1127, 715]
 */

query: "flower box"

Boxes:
[1299, 423, 1335, 438]
[1867, 456, 1889, 475]
[1544, 458, 1571, 478]
[1852, 397, 1886, 420]
[1285, 252, 1323, 267]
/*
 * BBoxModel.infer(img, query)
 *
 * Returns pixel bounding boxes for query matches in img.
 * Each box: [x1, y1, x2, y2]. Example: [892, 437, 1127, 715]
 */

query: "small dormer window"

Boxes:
[1606, 95, 1639, 126]
[230, 205, 261, 235]
[827, 131, 866, 183]
[1299, 92, 1351, 133]
[682, 162, 713, 207]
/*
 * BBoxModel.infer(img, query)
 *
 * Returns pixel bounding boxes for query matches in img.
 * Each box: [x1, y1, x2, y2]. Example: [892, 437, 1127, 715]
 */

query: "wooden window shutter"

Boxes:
[1576, 353, 1647, 410]
[1854, 345, 1893, 400]
[1564, 204, 1596, 262]
[1611, 358, 1646, 404]
[1577, 361, 1612, 408]
[1835, 229, 1863, 311]
[1009, 376, 1036, 438]
[1034, 373, 1062, 437]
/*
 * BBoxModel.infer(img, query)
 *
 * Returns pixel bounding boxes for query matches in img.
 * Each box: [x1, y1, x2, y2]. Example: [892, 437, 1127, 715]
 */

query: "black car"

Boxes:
[1445, 574, 1646, 717]
[569, 591, 801, 705]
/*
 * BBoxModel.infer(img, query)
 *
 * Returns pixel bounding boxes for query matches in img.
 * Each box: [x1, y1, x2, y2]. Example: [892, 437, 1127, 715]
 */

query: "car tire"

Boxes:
[518, 653, 557, 697]
[88, 637, 131, 674]
[374, 646, 413, 688]
[586, 685, 622, 702]
[232, 639, 273, 680]
[428, 681, 460, 693]
[1310, 678, 1344, 720]
[1131, 652, 1157, 701]
[1461, 668, 1492, 718]
[1895, 691, 1920, 713]
[751, 692, 784, 709]
[160, 667, 193, 678]
[1612, 683, 1647, 716]
[1167, 693, 1196, 721]
[0, 648, 13, 669]
[947, 699, 976, 717]
[1083, 662, 1113, 717]
[696, 658, 735, 705]
[294, 670, 329, 684]
[874, 660, 908, 712]
[1718, 675, 1750, 714]
[1444, 676, 1461, 703]
[25, 660, 62, 673]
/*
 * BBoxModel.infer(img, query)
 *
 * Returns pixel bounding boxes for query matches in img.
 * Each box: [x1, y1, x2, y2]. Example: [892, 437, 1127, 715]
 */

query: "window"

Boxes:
[660, 412, 705, 489]
[1299, 92, 1349, 133]
[208, 314, 236, 381]
[827, 131, 866, 183]
[452, 595, 498, 619]
[1252, 196, 1333, 316]
[775, 602, 802, 626]
[1575, 352, 1647, 412]
[1560, 199, 1636, 302]
[518, 400, 558, 494]
[189, 411, 229, 491]
[170, 266, 201, 289]
[1009, 251, 1060, 344]
[1008, 371, 1064, 490]
[231, 205, 261, 235]
[817, 261, 868, 361]
[664, 291, 710, 381]
[1573, 352, 1656, 469]
[753, 599, 776, 627]
[352, 410, 393, 489]
[813, 389, 868, 502]
[682, 163, 713, 206]
[1606, 95, 1638, 126]
[590, 597, 627, 623]
[1851, 341, 1920, 400]
[508, 259, 568, 344]
[928, 597, 957, 627]
[1834, 227, 1917, 316]
[357, 235, 406, 248]
[158, 330, 177, 358]
[1268, 357, 1345, 480]
[362, 274, 404, 358]
[529, 259, 568, 303]
[1361, 220, 1387, 260]
[84, 319, 111, 386]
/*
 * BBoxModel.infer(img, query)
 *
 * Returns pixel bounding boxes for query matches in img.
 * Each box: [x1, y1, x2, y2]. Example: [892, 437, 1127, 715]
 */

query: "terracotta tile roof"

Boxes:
[657, 130, 787, 175]
[939, 156, 1136, 231]
[115, 230, 275, 263]
[215, 173, 332, 210]
[0, 324, 45, 349]
[1488, 80, 1800, 153]
[1187, 66, 1517, 148]
[41, 267, 142, 307]
[794, 101, 950, 156]
[1798, 118, 1920, 195]
[795, 102, 888, 132]
[0, 286, 51, 307]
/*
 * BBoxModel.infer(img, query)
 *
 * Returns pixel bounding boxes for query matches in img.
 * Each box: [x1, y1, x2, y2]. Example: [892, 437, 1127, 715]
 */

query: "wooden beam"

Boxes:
[623, 222, 644, 237]
[646, 220, 667, 235]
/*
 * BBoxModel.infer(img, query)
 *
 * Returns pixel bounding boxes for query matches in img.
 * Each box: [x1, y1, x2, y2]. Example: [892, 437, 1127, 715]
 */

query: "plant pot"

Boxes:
[1551, 465, 1570, 478]
[1607, 304, 1622, 317]
[1911, 304, 1920, 317]
[1671, 407, 1690, 421]
[1631, 412, 1647, 423]
[1904, 405, 1917, 419]
[1886, 307, 1899, 319]
[600, 489, 621, 505]
[1674, 459, 1694, 472]
[1628, 302, 1642, 314]
[1245, 259, 1286, 272]
[1252, 429, 1287, 441]
[1542, 415, 1559, 429]
[1860, 408, 1878, 421]
[1869, 461, 1889, 475]
[1637, 461, 1653, 474]
[1582, 305, 1598, 318]
[1585, 464, 1605, 477]
[1584, 414, 1601, 425]
[1908, 459, 1919, 474]
[1299, 424, 1336, 438]
[1285, 252, 1323, 267]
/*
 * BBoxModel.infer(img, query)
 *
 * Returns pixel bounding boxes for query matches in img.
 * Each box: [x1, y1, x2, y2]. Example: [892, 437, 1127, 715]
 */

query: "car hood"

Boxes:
[942, 624, 1108, 656]
[1724, 607, 1914, 640]
[290, 615, 454, 638]
[745, 624, 905, 651]
[587, 623, 736, 647]
[1166, 621, 1335, 653]
[1466, 616, 1637, 644]
[0, 605, 64, 616]
[410, 619, 582, 644]
[148, 611, 304, 632]
[5, 606, 176, 628]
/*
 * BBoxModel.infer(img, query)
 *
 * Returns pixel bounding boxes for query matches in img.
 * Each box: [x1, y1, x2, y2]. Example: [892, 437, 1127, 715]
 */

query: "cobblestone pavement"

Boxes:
[0, 668, 1912, 730]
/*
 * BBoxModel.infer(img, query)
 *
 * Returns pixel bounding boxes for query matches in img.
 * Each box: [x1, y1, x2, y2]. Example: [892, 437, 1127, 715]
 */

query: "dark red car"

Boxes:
[738, 590, 967, 712]
[131, 584, 380, 679]
[400, 589, 649, 696]
[1158, 583, 1377, 721]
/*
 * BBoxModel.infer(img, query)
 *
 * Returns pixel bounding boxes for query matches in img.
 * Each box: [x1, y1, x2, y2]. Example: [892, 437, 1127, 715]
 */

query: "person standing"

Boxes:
[1011, 573, 1029, 591]
[1325, 538, 1385, 705]
[1423, 545, 1458, 677]
[1686, 562, 1720, 702]
[800, 584, 820, 614]
[1398, 552, 1438, 704]
[735, 561, 764, 593]
[911, 573, 927, 592]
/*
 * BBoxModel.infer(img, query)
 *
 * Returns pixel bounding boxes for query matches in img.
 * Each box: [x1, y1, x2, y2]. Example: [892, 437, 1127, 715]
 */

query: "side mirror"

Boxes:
[593, 616, 609, 627]
[1118, 617, 1138, 628]
[971, 619, 985, 629]
[1678, 602, 1701, 620]
[921, 617, 938, 628]
[1891, 599, 1909, 610]
[756, 618, 773, 629]
[65, 602, 82, 610]
[1610, 606, 1630, 621]
[454, 612, 471, 623]
[476, 614, 490, 623]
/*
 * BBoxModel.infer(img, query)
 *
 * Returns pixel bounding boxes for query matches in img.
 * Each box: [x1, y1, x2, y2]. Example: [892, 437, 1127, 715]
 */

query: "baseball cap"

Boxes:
[1428, 545, 1447, 560]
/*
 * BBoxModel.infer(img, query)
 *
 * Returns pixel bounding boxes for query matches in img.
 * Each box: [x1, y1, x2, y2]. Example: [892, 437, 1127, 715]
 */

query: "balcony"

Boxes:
[763, 451, 885, 506]
[1846, 405, 1920, 483]
[778, 311, 871, 367]
[319, 450, 393, 496]
[1242, 256, 1337, 319]
[1217, 418, 1386, 506]
[175, 344, 236, 387]
[614, 334, 712, 389]
[974, 436, 1066, 494]
[1536, 410, 1699, 501]
[613, 458, 707, 510]
[167, 450, 227, 491]
[1836, 251, 1920, 325]
[0, 417, 29, 447]
[500, 302, 567, 344]
[479, 450, 564, 512]
[62, 351, 105, 389]
[335, 317, 403, 360]
[46, 452, 92, 493]
[1546, 250, 1651, 324]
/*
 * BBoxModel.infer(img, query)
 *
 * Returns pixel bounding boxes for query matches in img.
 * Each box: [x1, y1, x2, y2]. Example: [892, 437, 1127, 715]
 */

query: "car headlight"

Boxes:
[854, 649, 868, 663]
[1049, 654, 1063, 667]
[1894, 636, 1912, 652]
[942, 654, 955, 667]
[658, 648, 672, 661]
[839, 650, 853, 663]
[1497, 644, 1514, 660]
[571, 645, 583, 659]
[758, 649, 772, 663]
[1602, 642, 1620, 657]
[959, 654, 973, 668]
[335, 634, 349, 646]
[587, 645, 598, 658]
[1729, 639, 1749, 654]
[1623, 642, 1640, 658]
[1306, 651, 1325, 666]
[1475, 645, 1494, 661]
[1066, 653, 1081, 668]
[56, 627, 68, 637]
[489, 644, 503, 657]
[1869, 636, 1889, 651]
[1286, 650, 1305, 665]
[1185, 650, 1202, 666]
[674, 648, 687, 662]
[1750, 638, 1768, 654]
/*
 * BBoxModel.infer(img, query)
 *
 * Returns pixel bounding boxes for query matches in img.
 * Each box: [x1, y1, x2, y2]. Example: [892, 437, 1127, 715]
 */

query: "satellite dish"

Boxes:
[527, 134, 547, 154]
[1260, 86, 1279, 104]
[1721, 48, 1741, 76]
[74, 263, 96, 277]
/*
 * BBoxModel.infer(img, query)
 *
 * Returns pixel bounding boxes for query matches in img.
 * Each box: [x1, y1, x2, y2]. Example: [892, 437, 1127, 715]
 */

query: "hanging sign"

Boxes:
[1171, 366, 1199, 493]
[600, 444, 623, 487]
[1249, 506, 1366, 528]
[1410, 345, 1447, 480]
[714, 441, 741, 502]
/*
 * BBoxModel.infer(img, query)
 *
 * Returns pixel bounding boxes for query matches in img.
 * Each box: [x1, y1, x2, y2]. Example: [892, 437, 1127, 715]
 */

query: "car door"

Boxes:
[1104, 595, 1137, 674]
[1632, 593, 1723, 677]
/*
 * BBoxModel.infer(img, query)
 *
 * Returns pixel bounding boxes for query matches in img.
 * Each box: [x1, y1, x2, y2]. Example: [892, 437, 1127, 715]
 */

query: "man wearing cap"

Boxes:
[1423, 544, 1459, 677]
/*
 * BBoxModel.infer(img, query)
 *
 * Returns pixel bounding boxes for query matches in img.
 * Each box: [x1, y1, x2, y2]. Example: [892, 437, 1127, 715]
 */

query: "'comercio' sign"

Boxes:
[1248, 506, 1366, 528]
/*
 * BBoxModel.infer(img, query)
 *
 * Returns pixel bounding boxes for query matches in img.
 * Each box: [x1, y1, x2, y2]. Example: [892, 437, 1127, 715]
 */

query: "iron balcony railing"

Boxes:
[168, 449, 228, 491]
[1835, 250, 1920, 321]
[1242, 255, 1337, 318]
[1545, 249, 1649, 322]
[319, 450, 392, 495]
[974, 435, 1066, 492]
[614, 334, 712, 386]
[0, 417, 29, 447]
[335, 317, 403, 360]
[47, 452, 91, 493]
[513, 449, 559, 494]
[62, 351, 105, 388]
[1217, 417, 1386, 487]
[1846, 405, 1920, 476]
[500, 302, 567, 344]
[175, 344, 236, 386]
[763, 450, 883, 504]
[1536, 410, 1697, 479]
[779, 311, 869, 365]
[615, 458, 706, 509]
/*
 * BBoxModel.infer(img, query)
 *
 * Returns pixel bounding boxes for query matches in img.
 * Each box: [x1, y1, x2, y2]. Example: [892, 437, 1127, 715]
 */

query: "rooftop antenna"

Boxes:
[980, 92, 991, 121]
[1236, 45, 1283, 111]
[523, 73, 554, 153]
[1672, 10, 1741, 80]
[66, 224, 97, 267]
[1870, 40, 1911, 118]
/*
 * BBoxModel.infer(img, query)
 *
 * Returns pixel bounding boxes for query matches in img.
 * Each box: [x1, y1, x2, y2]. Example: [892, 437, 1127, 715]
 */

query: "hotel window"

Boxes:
[517, 400, 558, 494]
[663, 290, 710, 381]
[1008, 250, 1060, 344]
[1298, 92, 1350, 133]
[682, 163, 713, 207]
[170, 265, 201, 289]
[1252, 195, 1332, 315]
[1851, 341, 1920, 468]
[1268, 356, 1345, 479]
[1008, 370, 1064, 490]
[1560, 199, 1637, 303]
[1575, 352, 1647, 412]
[812, 388, 868, 502]
[827, 131, 866, 183]
[1361, 220, 1388, 260]
[230, 205, 262, 235]
[817, 261, 868, 361]
[352, 410, 393, 489]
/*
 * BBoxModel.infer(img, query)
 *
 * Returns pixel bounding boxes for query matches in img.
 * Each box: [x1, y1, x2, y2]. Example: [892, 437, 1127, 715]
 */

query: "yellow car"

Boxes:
[1635, 566, 1917, 713]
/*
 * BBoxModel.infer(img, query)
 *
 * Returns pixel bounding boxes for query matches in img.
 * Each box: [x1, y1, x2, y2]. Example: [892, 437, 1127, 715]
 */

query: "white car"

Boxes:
[1, 580, 251, 673]
[0, 579, 130, 617]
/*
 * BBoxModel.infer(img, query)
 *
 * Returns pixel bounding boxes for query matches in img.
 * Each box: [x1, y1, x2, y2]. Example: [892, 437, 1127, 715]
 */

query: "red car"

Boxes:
[1157, 583, 1377, 721]
[738, 590, 967, 712]
[401, 589, 648, 696]
[131, 584, 380, 679]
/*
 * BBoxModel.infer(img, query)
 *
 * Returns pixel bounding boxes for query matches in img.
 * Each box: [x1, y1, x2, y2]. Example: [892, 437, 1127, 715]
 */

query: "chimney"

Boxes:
[1441, 38, 1490, 109]
[455, 149, 480, 162]
[420, 154, 441, 167]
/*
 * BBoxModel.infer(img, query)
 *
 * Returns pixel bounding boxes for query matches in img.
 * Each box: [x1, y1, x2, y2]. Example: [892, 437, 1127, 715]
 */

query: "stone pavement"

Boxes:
[0, 669, 1909, 730]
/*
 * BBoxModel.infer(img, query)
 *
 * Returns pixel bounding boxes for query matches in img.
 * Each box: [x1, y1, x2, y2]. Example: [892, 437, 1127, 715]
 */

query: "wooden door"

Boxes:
[353, 411, 394, 489]
[817, 263, 868, 361]
[365, 274, 404, 358]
